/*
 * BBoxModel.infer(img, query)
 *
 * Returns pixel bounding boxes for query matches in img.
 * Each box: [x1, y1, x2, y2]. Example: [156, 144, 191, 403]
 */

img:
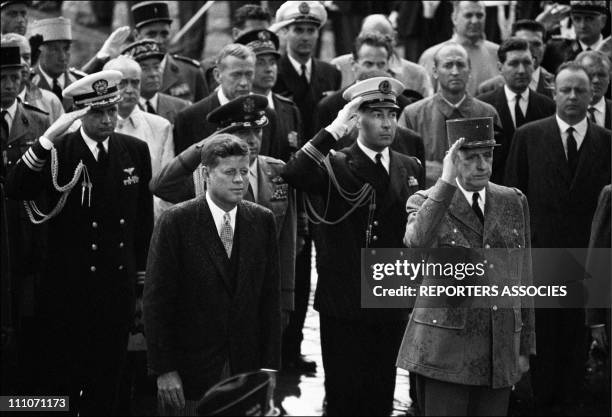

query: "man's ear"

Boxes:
[201, 164, 210, 181]
[497, 61, 503, 72]
[213, 66, 221, 84]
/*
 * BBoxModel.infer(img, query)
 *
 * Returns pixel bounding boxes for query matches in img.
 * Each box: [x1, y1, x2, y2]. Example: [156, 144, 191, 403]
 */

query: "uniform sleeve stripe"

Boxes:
[24, 149, 45, 167]
[303, 141, 325, 164]
[22, 149, 45, 171]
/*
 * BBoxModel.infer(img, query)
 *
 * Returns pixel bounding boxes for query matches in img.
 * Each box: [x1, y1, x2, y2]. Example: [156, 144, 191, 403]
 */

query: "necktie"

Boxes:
[588, 107, 597, 125]
[514, 94, 526, 127]
[97, 142, 108, 167]
[220, 212, 233, 257]
[472, 192, 484, 224]
[375, 153, 389, 177]
[145, 100, 156, 114]
[448, 107, 462, 120]
[52, 77, 63, 101]
[1, 109, 9, 139]
[566, 127, 578, 177]
[299, 63, 308, 86]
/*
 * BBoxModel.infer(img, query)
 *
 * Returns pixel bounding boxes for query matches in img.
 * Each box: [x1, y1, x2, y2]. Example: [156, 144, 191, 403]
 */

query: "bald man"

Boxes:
[103, 56, 174, 220]
[1, 33, 64, 122]
[331, 14, 433, 98]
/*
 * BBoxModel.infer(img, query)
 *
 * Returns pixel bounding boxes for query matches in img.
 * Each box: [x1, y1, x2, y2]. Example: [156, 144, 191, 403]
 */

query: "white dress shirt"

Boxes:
[588, 96, 606, 127]
[529, 66, 541, 92]
[217, 87, 231, 105]
[206, 191, 237, 236]
[81, 126, 109, 160]
[266, 91, 275, 110]
[504, 85, 529, 127]
[456, 178, 486, 213]
[357, 140, 390, 173]
[288, 54, 312, 83]
[556, 114, 588, 158]
[1, 99, 18, 133]
[139, 93, 159, 112]
[39, 66, 66, 89]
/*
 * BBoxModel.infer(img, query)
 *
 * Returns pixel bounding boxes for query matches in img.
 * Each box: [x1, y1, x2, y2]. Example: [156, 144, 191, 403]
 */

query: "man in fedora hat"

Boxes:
[6, 69, 153, 415]
[1, 43, 49, 395]
[397, 117, 535, 416]
[282, 76, 423, 415]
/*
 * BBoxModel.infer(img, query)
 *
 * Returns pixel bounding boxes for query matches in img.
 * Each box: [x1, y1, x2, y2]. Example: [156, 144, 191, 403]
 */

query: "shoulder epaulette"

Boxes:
[69, 67, 87, 78]
[172, 54, 202, 68]
[21, 101, 49, 115]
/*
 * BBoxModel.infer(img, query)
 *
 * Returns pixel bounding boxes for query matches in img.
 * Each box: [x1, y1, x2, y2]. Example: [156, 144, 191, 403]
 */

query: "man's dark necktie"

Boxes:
[514, 94, 526, 127]
[448, 107, 462, 120]
[97, 142, 108, 168]
[472, 192, 484, 224]
[375, 153, 390, 192]
[566, 127, 578, 177]
[52, 77, 63, 101]
[588, 107, 597, 125]
[299, 63, 309, 86]
[146, 100, 156, 114]
[1, 109, 9, 141]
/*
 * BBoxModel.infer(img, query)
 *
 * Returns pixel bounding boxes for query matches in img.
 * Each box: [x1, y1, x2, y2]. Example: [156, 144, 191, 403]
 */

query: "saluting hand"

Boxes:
[98, 26, 131, 58]
[327, 96, 364, 139]
[43, 106, 90, 143]
[440, 137, 465, 185]
[157, 371, 186, 410]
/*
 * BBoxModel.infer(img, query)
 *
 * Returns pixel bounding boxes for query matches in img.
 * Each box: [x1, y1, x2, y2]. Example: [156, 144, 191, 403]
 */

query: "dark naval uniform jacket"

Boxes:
[397, 180, 536, 388]
[282, 129, 423, 321]
[160, 53, 209, 103]
[6, 130, 153, 331]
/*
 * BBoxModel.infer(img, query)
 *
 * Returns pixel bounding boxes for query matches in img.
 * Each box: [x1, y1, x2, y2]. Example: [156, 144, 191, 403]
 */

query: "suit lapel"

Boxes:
[234, 202, 256, 301]
[8, 103, 29, 144]
[198, 198, 233, 292]
[346, 143, 383, 190]
[495, 88, 515, 138]
[448, 187, 483, 236]
[605, 100, 611, 129]
[570, 124, 598, 191]
[543, 117, 572, 187]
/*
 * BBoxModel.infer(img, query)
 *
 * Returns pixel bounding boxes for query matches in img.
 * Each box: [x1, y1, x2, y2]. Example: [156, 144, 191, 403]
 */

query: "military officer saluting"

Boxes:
[6, 70, 153, 415]
[131, 1, 209, 103]
[282, 77, 424, 415]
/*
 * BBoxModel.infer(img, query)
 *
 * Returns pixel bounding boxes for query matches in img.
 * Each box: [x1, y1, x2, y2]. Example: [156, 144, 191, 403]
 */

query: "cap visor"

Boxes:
[361, 101, 400, 110]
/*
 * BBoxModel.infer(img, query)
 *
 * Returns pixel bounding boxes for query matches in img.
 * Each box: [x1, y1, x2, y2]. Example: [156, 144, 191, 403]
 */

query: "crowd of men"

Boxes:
[1, 0, 611, 416]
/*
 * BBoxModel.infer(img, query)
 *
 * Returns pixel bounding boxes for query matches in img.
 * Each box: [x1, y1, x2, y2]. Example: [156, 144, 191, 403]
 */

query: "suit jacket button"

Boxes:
[119, 242, 124, 248]
[118, 265, 124, 270]
[91, 244, 97, 251]
[451, 240, 456, 245]
[119, 219, 126, 225]
[485, 244, 491, 249]
[92, 221, 98, 228]
[373, 220, 379, 226]
[373, 235, 378, 241]
[492, 305, 498, 311]
[90, 266, 96, 272]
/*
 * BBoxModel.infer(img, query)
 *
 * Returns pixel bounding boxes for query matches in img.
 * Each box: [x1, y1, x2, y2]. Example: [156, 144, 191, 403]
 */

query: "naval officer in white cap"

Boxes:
[281, 76, 424, 415]
[6, 70, 153, 415]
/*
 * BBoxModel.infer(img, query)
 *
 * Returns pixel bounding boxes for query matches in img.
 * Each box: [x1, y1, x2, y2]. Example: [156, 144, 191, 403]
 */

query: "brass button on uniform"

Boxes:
[90, 266, 96, 272]
[489, 263, 494, 269]
[118, 265, 124, 271]
[119, 219, 126, 225]
[432, 319, 438, 324]
[119, 242, 124, 248]
[373, 221, 379, 226]
[91, 244, 97, 251]
[485, 244, 491, 249]
[92, 221, 98, 228]
[492, 305, 498, 311]
[373, 235, 378, 241]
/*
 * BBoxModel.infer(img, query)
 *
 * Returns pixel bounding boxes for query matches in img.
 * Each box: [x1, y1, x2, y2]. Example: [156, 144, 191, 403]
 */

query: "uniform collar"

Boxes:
[39, 65, 65, 88]
[2, 99, 18, 121]
[80, 126, 109, 156]
[140, 92, 159, 111]
[456, 177, 486, 210]
[356, 139, 390, 172]
[579, 34, 604, 52]
[287, 53, 312, 82]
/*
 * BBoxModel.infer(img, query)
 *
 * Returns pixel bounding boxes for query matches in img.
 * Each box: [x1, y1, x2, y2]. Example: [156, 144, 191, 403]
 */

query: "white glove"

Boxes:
[43, 106, 91, 143]
[97, 26, 131, 59]
[326, 96, 363, 140]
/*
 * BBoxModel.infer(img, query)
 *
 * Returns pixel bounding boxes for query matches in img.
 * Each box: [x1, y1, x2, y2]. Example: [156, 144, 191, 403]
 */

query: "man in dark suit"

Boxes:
[1, 44, 50, 395]
[173, 43, 256, 154]
[576, 50, 611, 129]
[505, 61, 611, 414]
[477, 38, 556, 183]
[397, 118, 534, 416]
[150, 95, 297, 336]
[28, 16, 85, 111]
[477, 20, 555, 98]
[235, 28, 302, 162]
[121, 39, 191, 125]
[273, 1, 341, 140]
[144, 134, 281, 414]
[6, 70, 153, 415]
[282, 77, 424, 415]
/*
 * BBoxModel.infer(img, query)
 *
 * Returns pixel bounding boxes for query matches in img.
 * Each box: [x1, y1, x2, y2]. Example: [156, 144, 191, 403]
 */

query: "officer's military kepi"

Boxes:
[342, 76, 405, 110]
[62, 70, 123, 109]
[446, 117, 500, 149]
[235, 29, 280, 58]
[274, 1, 327, 29]
[121, 39, 164, 62]
[207, 95, 269, 134]
[1, 1, 31, 9]
[0, 45, 24, 69]
[131, 1, 172, 29]
[29, 17, 72, 43]
[570, 0, 608, 15]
